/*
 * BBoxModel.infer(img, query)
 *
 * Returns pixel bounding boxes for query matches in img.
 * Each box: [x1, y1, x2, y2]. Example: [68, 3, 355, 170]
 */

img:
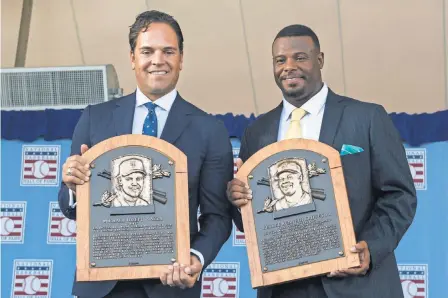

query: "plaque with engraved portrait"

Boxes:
[236, 139, 360, 288]
[76, 135, 189, 281]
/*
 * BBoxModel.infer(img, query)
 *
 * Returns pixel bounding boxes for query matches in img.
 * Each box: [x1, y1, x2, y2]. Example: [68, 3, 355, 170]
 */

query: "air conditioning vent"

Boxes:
[1, 65, 122, 110]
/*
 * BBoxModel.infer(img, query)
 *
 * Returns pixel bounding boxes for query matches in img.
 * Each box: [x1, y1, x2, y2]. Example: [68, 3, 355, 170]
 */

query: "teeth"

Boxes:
[151, 71, 167, 75]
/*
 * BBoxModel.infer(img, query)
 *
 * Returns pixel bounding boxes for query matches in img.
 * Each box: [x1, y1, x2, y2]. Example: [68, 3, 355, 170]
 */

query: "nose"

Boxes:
[151, 50, 165, 65]
[283, 57, 297, 72]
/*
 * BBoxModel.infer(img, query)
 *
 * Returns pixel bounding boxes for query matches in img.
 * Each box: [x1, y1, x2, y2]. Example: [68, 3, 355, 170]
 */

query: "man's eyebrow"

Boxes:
[274, 51, 309, 58]
[139, 46, 178, 51]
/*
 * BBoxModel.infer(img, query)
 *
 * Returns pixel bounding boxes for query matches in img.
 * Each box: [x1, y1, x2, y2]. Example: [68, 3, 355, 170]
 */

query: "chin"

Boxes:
[281, 188, 291, 194]
[127, 190, 140, 196]
[150, 86, 168, 93]
[151, 86, 175, 96]
[285, 85, 305, 95]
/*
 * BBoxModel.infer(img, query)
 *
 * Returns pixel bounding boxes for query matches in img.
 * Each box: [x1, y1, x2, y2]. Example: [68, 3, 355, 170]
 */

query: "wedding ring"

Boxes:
[67, 167, 73, 176]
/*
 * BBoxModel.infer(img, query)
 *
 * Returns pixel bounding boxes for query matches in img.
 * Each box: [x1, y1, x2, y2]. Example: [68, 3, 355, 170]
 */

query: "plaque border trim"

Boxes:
[236, 139, 360, 288]
[76, 135, 190, 281]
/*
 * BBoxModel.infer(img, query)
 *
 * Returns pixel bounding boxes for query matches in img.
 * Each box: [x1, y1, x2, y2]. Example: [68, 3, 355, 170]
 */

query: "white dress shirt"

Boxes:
[69, 87, 205, 266]
[277, 83, 328, 141]
[132, 87, 177, 136]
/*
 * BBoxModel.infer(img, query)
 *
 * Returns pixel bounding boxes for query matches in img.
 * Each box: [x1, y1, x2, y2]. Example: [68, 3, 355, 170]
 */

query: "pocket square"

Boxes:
[340, 144, 364, 156]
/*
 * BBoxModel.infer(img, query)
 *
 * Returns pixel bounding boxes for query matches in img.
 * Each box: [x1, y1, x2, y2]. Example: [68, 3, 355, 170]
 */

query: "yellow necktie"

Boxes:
[285, 108, 307, 139]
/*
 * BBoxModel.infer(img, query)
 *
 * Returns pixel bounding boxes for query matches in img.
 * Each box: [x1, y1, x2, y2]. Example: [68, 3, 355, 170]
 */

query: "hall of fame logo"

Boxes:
[1, 201, 26, 244]
[405, 148, 426, 190]
[11, 259, 53, 298]
[47, 202, 76, 244]
[232, 223, 245, 247]
[202, 262, 239, 298]
[398, 264, 428, 298]
[21, 145, 60, 186]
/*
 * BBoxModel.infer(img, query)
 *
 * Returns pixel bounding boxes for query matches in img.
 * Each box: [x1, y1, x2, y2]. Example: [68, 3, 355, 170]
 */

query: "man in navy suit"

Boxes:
[59, 10, 234, 298]
[227, 25, 417, 298]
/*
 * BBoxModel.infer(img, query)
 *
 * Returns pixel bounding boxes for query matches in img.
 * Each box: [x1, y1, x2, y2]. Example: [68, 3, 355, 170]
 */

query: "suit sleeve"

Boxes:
[57, 105, 92, 220]
[230, 128, 250, 232]
[190, 120, 234, 267]
[238, 128, 250, 163]
[359, 105, 417, 269]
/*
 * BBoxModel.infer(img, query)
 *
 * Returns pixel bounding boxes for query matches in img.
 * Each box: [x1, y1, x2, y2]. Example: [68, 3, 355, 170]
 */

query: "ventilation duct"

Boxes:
[1, 65, 122, 110]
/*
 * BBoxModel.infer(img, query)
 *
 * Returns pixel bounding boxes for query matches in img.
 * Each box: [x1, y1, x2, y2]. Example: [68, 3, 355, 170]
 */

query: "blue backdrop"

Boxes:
[1, 109, 447, 298]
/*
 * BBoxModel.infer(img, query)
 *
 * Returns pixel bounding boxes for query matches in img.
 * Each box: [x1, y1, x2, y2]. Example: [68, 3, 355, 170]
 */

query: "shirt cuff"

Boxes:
[190, 248, 204, 281]
[69, 189, 77, 208]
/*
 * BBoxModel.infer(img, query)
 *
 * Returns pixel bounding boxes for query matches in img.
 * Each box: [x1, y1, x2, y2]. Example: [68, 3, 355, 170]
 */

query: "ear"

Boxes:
[130, 50, 136, 70]
[179, 52, 184, 71]
[297, 171, 303, 181]
[318, 52, 324, 69]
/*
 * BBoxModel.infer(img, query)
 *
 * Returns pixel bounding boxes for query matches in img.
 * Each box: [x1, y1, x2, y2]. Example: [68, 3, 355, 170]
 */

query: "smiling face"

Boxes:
[131, 22, 183, 100]
[278, 171, 302, 196]
[272, 36, 324, 105]
[119, 172, 144, 198]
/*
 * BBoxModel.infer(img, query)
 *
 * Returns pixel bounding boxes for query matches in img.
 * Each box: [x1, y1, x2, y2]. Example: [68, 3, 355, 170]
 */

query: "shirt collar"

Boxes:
[136, 87, 177, 112]
[282, 83, 328, 119]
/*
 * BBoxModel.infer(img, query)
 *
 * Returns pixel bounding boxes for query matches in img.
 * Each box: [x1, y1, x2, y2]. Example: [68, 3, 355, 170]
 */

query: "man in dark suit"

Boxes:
[227, 25, 417, 298]
[59, 10, 234, 298]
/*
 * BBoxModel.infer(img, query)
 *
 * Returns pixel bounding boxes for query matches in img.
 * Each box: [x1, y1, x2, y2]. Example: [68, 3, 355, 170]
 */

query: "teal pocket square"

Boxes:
[341, 144, 364, 156]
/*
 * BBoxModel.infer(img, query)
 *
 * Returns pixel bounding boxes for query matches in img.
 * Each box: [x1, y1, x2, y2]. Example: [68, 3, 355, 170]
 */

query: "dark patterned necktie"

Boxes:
[142, 102, 158, 137]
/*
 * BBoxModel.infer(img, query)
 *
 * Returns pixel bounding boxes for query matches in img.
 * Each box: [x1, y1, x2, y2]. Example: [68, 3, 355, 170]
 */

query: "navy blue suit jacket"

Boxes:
[58, 93, 234, 298]
[232, 90, 417, 298]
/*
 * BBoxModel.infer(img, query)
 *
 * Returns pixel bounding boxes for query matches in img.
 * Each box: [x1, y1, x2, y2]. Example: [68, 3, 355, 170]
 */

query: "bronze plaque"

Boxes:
[76, 135, 190, 281]
[236, 139, 360, 287]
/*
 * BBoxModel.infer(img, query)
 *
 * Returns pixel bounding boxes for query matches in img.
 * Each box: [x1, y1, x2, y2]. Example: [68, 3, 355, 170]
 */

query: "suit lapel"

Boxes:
[113, 93, 136, 136]
[258, 103, 283, 149]
[319, 89, 346, 146]
[160, 94, 194, 144]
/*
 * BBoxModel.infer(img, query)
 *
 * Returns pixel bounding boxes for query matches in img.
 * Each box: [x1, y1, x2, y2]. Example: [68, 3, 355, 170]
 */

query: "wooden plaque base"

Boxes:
[236, 139, 360, 288]
[76, 135, 189, 281]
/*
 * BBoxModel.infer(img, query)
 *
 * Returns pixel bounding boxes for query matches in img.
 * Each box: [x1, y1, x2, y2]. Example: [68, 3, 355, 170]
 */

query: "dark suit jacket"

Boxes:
[232, 89, 417, 298]
[58, 93, 234, 298]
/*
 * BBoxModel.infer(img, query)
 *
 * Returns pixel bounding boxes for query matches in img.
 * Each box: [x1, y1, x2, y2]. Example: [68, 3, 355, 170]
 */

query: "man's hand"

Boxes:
[62, 144, 90, 194]
[328, 241, 371, 278]
[160, 255, 203, 289]
[226, 158, 252, 208]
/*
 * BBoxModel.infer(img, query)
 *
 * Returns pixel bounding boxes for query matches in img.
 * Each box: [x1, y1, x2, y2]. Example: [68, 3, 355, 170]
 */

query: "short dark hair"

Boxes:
[129, 10, 184, 53]
[274, 24, 320, 50]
